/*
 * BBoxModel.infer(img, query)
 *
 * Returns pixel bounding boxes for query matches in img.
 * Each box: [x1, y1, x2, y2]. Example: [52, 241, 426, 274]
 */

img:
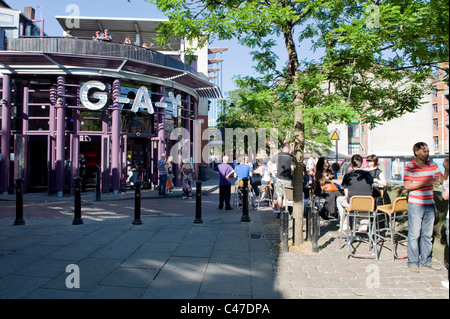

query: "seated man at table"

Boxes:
[336, 154, 374, 232]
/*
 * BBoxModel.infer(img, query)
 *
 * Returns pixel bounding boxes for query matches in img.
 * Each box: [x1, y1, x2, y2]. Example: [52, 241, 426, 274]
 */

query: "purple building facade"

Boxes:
[0, 37, 220, 196]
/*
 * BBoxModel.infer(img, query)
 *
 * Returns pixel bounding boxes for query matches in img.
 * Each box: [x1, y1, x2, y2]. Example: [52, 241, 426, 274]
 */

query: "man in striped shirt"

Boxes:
[403, 142, 449, 272]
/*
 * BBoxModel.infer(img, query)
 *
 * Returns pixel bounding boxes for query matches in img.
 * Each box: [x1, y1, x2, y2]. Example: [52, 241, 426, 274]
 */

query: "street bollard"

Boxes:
[13, 177, 25, 226]
[72, 176, 84, 225]
[240, 177, 251, 222]
[306, 204, 312, 241]
[194, 181, 203, 224]
[95, 165, 101, 201]
[280, 209, 289, 253]
[312, 204, 319, 253]
[132, 180, 143, 225]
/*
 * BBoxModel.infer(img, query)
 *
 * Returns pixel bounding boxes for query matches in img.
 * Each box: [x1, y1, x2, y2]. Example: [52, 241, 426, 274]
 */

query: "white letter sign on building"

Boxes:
[80, 81, 155, 114]
[79, 81, 109, 110]
[131, 86, 155, 114]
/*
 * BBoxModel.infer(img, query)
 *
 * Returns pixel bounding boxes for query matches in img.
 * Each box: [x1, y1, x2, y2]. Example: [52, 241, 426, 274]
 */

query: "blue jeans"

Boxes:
[407, 203, 435, 267]
[159, 174, 168, 195]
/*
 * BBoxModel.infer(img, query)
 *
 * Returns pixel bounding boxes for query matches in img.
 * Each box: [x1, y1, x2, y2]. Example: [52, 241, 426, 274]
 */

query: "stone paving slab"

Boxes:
[0, 178, 448, 302]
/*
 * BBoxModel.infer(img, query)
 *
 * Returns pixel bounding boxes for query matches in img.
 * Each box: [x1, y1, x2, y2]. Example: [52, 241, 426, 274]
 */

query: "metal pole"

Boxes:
[240, 178, 251, 222]
[73, 176, 83, 225]
[132, 180, 142, 225]
[14, 177, 25, 225]
[312, 199, 319, 253]
[281, 210, 289, 252]
[96, 165, 101, 201]
[194, 181, 203, 224]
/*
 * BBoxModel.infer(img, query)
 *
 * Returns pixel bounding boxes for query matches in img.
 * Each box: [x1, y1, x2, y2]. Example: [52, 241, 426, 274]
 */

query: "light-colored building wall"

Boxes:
[368, 92, 434, 156]
[327, 92, 434, 157]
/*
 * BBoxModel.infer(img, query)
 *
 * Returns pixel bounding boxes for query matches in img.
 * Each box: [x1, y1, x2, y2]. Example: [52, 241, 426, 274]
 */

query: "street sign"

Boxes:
[331, 130, 339, 141]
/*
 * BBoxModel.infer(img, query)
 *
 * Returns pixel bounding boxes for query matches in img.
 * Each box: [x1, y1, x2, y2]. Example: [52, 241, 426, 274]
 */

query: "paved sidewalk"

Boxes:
[0, 174, 448, 300]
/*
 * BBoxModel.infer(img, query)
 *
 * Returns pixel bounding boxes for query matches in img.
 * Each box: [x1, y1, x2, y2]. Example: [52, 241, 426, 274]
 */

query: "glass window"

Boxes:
[348, 143, 360, 155]
[348, 122, 359, 138]
[433, 118, 438, 131]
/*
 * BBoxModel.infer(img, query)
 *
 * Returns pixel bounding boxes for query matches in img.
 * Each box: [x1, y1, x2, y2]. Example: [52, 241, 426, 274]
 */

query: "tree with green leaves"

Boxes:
[148, 0, 449, 246]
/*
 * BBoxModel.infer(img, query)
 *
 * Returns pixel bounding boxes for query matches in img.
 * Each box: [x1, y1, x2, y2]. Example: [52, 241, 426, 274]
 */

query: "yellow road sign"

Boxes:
[331, 131, 339, 141]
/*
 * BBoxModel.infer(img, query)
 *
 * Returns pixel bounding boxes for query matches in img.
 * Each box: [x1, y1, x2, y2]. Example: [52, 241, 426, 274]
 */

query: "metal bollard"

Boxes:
[240, 177, 251, 222]
[13, 177, 25, 226]
[95, 165, 101, 201]
[306, 204, 312, 241]
[281, 209, 289, 252]
[73, 176, 84, 225]
[194, 181, 203, 224]
[312, 203, 319, 253]
[132, 180, 143, 225]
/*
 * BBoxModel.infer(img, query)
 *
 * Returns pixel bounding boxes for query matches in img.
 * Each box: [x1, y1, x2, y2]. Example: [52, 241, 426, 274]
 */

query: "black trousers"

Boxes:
[320, 190, 342, 216]
[219, 184, 232, 208]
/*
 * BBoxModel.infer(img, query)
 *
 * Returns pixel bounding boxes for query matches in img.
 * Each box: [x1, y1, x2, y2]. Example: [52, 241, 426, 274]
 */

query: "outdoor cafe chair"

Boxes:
[376, 196, 408, 261]
[344, 195, 378, 260]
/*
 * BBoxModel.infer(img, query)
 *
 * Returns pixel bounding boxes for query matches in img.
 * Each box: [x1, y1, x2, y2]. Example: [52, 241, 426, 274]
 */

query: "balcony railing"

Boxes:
[6, 37, 197, 75]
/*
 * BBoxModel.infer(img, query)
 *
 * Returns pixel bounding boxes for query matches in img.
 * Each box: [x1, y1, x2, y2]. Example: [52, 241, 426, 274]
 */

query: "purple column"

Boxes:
[111, 79, 121, 194]
[56, 76, 66, 197]
[158, 86, 166, 157]
[1, 75, 11, 194]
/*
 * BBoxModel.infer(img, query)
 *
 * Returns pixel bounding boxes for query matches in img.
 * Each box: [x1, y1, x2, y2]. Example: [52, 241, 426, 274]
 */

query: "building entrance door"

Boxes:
[27, 135, 48, 192]
[126, 137, 150, 188]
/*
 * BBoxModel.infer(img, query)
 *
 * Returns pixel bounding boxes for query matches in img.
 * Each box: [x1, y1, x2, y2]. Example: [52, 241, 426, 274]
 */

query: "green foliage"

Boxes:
[148, 0, 448, 147]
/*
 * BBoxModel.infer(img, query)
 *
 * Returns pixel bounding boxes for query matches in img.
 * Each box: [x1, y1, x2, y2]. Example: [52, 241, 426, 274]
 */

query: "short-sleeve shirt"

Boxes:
[404, 159, 442, 205]
[271, 152, 294, 181]
[342, 169, 374, 199]
[234, 164, 252, 180]
[214, 163, 234, 186]
[157, 159, 167, 176]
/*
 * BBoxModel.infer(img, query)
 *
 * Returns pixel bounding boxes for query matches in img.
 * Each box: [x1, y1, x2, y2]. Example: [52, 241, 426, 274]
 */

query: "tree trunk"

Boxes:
[283, 22, 305, 246]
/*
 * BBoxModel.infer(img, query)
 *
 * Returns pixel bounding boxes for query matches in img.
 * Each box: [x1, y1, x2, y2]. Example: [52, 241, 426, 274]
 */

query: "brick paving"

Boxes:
[0, 178, 448, 300]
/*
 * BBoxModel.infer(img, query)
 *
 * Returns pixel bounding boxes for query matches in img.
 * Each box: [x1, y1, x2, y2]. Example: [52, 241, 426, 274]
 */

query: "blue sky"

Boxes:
[10, 0, 297, 97]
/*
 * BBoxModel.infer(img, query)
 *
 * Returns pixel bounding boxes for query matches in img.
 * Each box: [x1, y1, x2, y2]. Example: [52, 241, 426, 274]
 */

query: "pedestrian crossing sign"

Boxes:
[331, 131, 339, 141]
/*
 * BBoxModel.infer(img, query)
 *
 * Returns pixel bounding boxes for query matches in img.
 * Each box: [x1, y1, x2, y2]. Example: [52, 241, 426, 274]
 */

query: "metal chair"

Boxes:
[376, 196, 408, 261]
[256, 180, 273, 210]
[345, 195, 378, 260]
[233, 178, 256, 211]
[282, 186, 294, 211]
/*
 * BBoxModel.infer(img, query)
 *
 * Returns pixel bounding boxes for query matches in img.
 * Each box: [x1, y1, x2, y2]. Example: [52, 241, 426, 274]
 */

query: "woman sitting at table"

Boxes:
[364, 154, 386, 198]
[314, 157, 342, 220]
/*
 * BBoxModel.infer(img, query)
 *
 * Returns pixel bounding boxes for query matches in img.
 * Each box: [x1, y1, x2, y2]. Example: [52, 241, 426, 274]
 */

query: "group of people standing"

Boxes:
[157, 154, 195, 199]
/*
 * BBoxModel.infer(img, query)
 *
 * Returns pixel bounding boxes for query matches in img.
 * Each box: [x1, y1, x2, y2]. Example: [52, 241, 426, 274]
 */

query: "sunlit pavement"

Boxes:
[0, 181, 448, 299]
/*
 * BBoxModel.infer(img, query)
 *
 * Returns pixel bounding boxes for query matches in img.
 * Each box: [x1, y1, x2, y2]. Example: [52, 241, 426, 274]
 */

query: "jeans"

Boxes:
[407, 203, 435, 267]
[158, 174, 168, 195]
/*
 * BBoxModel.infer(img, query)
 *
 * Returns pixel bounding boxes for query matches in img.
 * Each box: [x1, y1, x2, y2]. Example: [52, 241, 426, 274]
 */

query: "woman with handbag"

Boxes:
[314, 157, 342, 220]
[166, 156, 174, 194]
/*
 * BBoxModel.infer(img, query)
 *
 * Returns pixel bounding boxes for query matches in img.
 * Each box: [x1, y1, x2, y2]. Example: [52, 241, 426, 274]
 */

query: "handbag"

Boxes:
[321, 182, 339, 192]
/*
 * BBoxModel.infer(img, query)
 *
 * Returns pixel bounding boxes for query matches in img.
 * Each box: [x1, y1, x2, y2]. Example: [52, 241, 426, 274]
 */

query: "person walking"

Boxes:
[268, 144, 294, 216]
[404, 142, 448, 272]
[181, 160, 195, 199]
[213, 155, 234, 210]
[166, 156, 174, 194]
[157, 153, 168, 196]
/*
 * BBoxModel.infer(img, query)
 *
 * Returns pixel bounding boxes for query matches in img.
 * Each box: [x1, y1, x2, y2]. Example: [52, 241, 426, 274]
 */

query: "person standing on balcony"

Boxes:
[92, 30, 101, 40]
[100, 29, 112, 41]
